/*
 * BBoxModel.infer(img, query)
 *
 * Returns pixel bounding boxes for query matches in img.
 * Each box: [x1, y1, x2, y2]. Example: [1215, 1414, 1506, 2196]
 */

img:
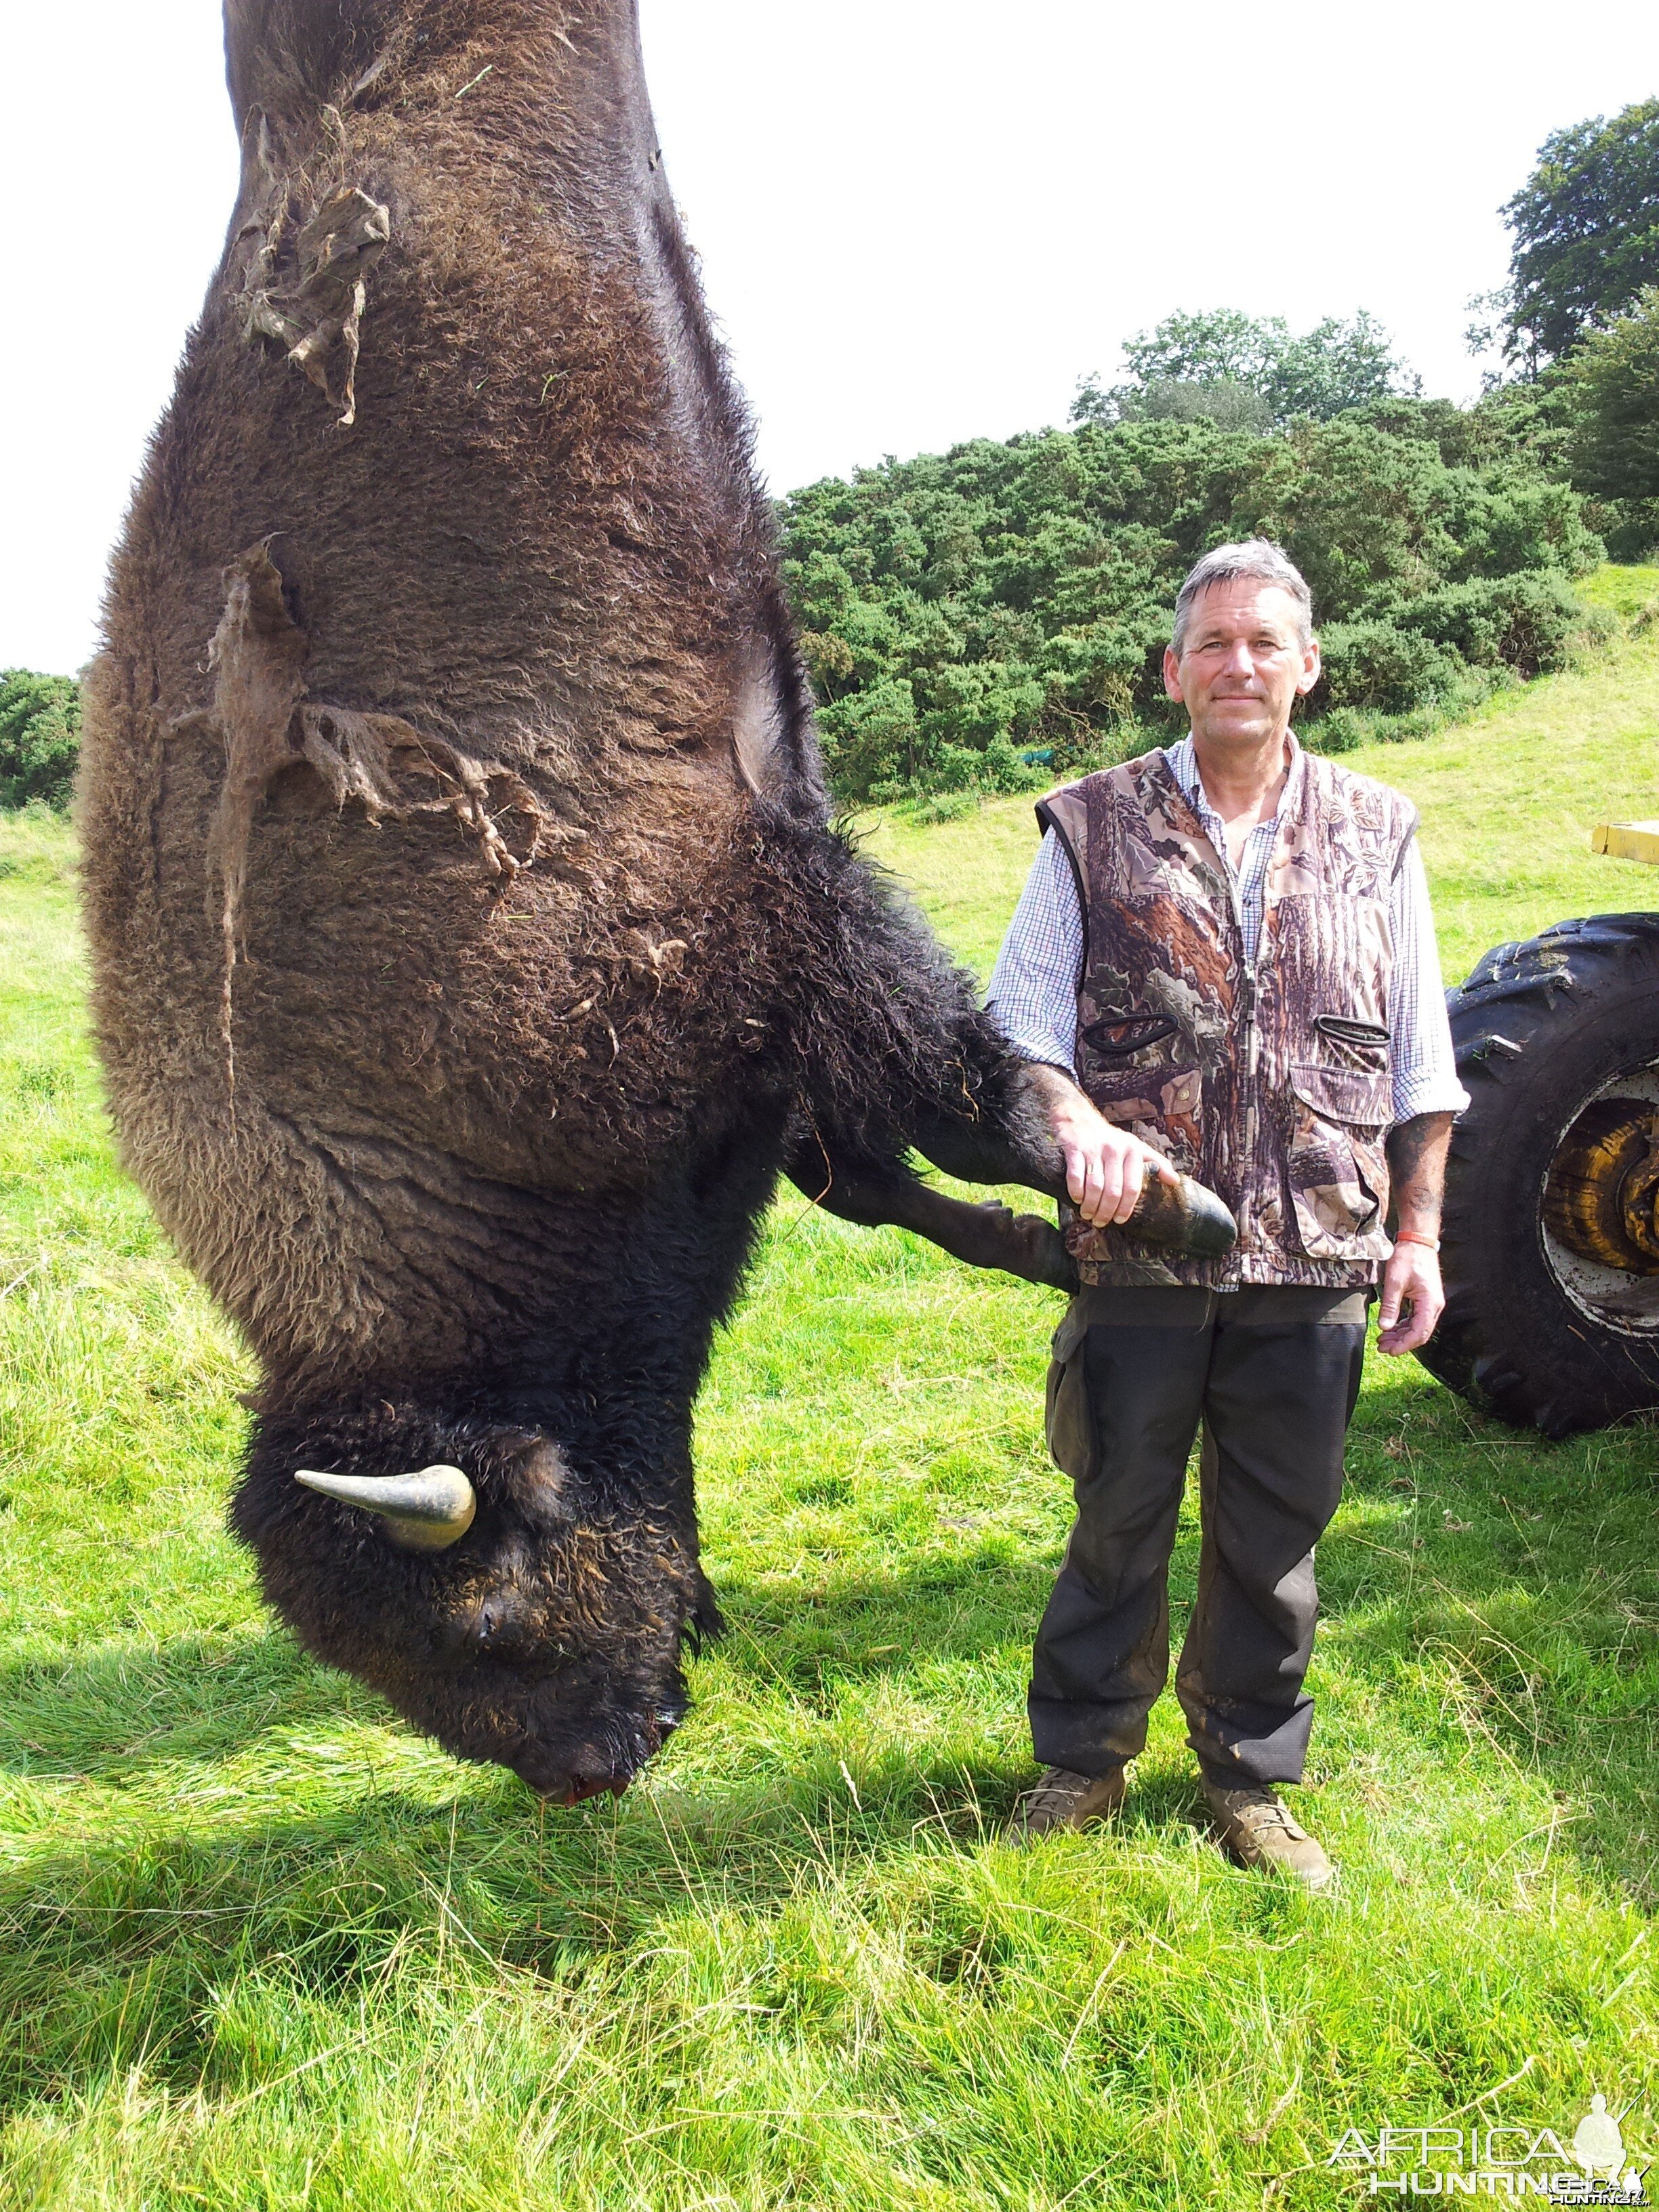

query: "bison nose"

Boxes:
[466, 1591, 535, 1654]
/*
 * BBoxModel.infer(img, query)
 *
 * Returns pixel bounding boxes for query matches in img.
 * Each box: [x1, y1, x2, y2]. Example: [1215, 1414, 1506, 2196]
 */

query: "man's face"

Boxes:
[1163, 580, 1320, 751]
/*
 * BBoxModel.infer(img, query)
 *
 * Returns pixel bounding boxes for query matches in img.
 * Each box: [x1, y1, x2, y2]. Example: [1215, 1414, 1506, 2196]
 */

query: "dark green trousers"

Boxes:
[1029, 1283, 1367, 1786]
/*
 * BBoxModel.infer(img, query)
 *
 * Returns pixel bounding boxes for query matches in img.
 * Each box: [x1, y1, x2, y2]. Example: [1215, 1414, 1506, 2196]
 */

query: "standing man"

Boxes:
[987, 540, 1467, 1890]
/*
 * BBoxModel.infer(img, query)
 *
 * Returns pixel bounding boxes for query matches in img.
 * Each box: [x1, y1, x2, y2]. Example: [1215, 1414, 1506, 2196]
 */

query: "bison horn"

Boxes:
[293, 1465, 477, 1551]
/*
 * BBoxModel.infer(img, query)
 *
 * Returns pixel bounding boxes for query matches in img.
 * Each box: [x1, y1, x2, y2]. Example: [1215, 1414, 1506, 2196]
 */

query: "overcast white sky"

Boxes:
[4, 1, 1656, 672]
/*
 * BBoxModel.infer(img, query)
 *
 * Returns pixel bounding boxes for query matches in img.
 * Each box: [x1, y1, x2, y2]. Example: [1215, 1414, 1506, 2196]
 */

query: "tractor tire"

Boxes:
[1419, 913, 1659, 1439]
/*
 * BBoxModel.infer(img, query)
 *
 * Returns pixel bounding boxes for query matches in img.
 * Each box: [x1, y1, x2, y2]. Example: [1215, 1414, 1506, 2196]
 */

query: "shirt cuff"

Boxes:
[989, 1020, 1079, 1076]
[1391, 1069, 1471, 1123]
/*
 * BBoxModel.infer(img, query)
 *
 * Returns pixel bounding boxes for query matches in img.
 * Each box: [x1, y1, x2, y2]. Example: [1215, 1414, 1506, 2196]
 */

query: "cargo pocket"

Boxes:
[1044, 1306, 1099, 1483]
[1286, 1064, 1392, 1258]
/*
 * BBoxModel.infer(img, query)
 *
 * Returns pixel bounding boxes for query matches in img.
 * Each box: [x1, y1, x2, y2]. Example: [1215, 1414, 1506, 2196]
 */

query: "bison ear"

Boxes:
[497, 1438, 577, 1530]
[726, 634, 824, 813]
[729, 640, 791, 802]
[492, 1428, 546, 1459]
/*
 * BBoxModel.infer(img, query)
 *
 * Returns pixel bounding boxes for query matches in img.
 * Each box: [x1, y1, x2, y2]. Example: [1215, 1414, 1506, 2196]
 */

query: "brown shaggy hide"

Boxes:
[78, 0, 1071, 1801]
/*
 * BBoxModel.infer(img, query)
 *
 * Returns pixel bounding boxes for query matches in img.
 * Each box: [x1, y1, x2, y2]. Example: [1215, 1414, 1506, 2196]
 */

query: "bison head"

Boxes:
[231, 1406, 710, 1800]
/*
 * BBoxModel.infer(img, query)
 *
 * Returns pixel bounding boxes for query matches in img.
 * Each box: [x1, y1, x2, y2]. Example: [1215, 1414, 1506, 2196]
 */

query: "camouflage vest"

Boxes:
[1039, 747, 1419, 1288]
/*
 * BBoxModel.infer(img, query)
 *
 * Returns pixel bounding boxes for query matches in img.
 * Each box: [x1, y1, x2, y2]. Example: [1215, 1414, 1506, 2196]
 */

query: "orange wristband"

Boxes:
[1393, 1230, 1440, 1252]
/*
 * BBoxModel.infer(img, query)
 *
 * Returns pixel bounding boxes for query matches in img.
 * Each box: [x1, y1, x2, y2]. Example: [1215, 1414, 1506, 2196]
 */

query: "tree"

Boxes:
[1071, 308, 1412, 430]
[1502, 100, 1659, 365]
[1269, 314, 1417, 421]
[1114, 378, 1274, 433]
[1569, 289, 1659, 554]
[0, 671, 80, 811]
[1120, 308, 1285, 392]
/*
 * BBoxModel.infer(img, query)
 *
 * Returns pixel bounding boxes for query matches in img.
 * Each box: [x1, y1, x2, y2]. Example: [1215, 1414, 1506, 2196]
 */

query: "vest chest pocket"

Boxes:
[1286, 1064, 1392, 1258]
[1082, 1013, 1179, 1058]
[1313, 1012, 1391, 1071]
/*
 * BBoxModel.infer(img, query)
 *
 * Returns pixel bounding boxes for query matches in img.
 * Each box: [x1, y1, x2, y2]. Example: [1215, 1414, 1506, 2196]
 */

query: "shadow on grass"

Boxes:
[0, 1631, 357, 1782]
[0, 1472, 1651, 2118]
[5, 1490, 1650, 1873]
[708, 1549, 1059, 1684]
[0, 1747, 1030, 2118]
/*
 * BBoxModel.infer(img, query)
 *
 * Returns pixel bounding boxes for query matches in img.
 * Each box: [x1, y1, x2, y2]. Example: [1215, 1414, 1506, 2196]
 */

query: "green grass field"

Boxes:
[1, 579, 1657, 2208]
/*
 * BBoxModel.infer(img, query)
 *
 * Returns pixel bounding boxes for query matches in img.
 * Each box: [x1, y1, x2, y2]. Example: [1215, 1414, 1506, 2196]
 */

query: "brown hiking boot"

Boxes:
[1012, 1764, 1127, 1839]
[1202, 1778, 1336, 1892]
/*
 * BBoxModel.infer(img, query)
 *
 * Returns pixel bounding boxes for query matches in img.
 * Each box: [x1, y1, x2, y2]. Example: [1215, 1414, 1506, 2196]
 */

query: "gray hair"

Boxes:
[1171, 539, 1313, 657]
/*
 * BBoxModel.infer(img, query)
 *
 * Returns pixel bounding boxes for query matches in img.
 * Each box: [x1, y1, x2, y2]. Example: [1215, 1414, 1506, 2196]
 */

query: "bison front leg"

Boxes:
[782, 1140, 1077, 1293]
[907, 1059, 1069, 1202]
[910, 1063, 1239, 1260]
[762, 821, 1235, 1261]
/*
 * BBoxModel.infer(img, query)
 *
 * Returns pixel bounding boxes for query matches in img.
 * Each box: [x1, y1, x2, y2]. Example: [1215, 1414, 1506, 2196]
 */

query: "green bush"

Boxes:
[781, 405, 1603, 801]
[1570, 289, 1659, 516]
[1302, 706, 1368, 754]
[1396, 571, 1587, 676]
[1600, 501, 1659, 564]
[1318, 621, 1460, 715]
[816, 677, 920, 794]
[0, 671, 81, 811]
[907, 790, 981, 825]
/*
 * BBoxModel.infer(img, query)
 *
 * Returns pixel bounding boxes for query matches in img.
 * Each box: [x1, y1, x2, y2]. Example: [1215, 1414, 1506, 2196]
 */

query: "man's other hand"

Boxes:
[1377, 1113, 1452, 1355]
[1376, 1240, 1444, 1355]
[1031, 1068, 1177, 1228]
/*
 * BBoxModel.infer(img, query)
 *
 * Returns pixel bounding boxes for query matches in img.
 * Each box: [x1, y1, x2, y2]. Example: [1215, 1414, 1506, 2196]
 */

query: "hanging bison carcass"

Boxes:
[78, 0, 1229, 1802]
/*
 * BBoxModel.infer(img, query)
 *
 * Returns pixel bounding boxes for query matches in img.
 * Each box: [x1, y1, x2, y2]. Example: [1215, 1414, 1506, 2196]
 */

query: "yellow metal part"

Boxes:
[1544, 1099, 1659, 1272]
[1592, 821, 1659, 863]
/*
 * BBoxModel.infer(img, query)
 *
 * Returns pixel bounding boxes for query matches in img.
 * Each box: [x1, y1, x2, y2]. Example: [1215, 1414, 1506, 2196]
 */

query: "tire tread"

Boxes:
[1420, 914, 1659, 1436]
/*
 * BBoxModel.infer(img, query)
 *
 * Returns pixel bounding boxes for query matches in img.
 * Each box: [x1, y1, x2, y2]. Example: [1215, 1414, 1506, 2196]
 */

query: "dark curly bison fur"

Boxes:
[77, 0, 1071, 1801]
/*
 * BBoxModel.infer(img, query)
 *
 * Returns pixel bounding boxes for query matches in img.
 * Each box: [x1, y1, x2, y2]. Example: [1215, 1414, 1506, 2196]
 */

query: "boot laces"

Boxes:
[1221, 1788, 1308, 1841]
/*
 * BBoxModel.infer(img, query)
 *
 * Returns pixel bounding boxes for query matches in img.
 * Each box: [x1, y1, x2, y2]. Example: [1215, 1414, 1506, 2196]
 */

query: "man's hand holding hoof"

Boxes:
[1027, 1063, 1179, 1229]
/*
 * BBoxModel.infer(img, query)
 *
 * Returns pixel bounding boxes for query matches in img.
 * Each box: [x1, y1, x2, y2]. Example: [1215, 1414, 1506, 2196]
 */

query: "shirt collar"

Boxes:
[1166, 731, 1303, 831]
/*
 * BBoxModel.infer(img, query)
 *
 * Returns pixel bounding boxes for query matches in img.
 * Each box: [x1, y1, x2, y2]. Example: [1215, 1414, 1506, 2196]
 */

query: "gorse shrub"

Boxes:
[1303, 706, 1368, 754]
[1397, 571, 1591, 676]
[780, 402, 1603, 802]
[1317, 621, 1460, 716]
[0, 671, 81, 811]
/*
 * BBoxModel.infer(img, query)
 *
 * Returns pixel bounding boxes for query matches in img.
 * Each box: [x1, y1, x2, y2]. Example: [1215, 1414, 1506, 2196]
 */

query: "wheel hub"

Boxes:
[1543, 1098, 1659, 1273]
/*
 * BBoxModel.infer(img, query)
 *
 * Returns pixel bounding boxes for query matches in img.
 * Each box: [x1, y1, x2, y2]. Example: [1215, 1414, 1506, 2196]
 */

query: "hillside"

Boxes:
[863, 562, 1659, 983]
[0, 611, 1656, 2205]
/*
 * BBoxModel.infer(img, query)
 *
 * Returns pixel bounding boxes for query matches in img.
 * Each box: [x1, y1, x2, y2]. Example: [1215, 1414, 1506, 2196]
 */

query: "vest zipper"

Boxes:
[1220, 853, 1256, 1263]
[1240, 841, 1282, 1275]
